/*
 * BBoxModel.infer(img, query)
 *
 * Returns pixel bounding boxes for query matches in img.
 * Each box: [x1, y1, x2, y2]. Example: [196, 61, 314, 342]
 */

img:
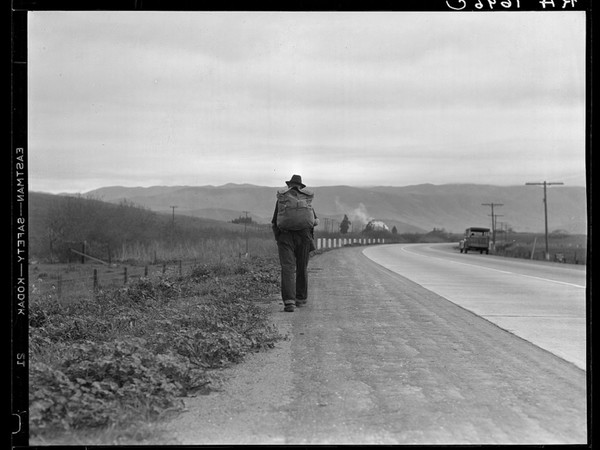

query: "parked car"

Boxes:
[459, 227, 490, 254]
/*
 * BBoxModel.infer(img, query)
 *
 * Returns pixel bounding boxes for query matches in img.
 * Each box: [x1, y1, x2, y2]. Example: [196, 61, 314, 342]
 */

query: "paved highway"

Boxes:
[363, 243, 587, 370]
[166, 245, 588, 445]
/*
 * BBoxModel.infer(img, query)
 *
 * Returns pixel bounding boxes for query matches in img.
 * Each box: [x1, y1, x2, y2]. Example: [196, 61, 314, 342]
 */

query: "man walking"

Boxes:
[272, 174, 318, 312]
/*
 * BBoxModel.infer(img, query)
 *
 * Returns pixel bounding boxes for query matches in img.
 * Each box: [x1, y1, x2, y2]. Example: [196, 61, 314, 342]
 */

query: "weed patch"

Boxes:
[29, 255, 282, 443]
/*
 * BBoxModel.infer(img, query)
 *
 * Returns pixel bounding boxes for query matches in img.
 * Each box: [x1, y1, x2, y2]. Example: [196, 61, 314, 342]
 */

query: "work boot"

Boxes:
[295, 299, 307, 307]
[284, 302, 295, 312]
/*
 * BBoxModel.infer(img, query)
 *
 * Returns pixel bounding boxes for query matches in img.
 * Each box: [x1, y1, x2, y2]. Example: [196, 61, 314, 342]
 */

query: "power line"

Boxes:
[525, 181, 564, 260]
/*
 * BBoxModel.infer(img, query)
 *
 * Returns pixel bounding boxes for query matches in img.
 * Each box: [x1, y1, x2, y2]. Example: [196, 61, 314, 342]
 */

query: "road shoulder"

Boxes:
[159, 297, 294, 445]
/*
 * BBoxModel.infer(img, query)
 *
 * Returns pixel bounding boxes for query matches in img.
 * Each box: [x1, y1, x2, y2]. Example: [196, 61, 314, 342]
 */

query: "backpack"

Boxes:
[276, 187, 315, 231]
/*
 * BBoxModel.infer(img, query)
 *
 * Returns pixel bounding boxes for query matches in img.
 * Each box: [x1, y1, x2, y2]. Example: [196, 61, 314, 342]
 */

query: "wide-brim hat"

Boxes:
[285, 174, 306, 188]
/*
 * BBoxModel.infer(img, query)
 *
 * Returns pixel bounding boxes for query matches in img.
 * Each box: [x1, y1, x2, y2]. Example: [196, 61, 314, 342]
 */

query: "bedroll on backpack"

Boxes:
[276, 188, 315, 231]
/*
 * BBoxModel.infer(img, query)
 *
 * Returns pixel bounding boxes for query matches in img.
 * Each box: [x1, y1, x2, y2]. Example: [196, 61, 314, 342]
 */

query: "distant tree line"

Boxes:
[231, 215, 254, 225]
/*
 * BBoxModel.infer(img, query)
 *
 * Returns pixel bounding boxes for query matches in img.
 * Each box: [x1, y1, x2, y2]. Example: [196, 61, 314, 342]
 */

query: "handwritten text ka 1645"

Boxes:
[446, 0, 579, 10]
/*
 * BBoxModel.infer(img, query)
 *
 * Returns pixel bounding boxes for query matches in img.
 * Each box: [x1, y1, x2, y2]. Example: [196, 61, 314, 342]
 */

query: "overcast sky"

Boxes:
[27, 11, 587, 193]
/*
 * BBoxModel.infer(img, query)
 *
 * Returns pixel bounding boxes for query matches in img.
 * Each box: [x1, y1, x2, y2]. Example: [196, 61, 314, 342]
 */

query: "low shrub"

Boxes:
[29, 255, 283, 439]
[30, 339, 196, 430]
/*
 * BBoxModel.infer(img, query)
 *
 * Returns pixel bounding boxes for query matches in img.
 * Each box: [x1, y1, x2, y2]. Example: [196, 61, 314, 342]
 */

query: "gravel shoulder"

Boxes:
[161, 247, 588, 445]
[160, 298, 294, 445]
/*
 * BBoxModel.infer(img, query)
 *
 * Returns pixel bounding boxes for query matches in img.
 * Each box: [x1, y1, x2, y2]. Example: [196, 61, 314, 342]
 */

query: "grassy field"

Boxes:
[492, 231, 587, 264]
[28, 191, 274, 264]
[31, 235, 278, 301]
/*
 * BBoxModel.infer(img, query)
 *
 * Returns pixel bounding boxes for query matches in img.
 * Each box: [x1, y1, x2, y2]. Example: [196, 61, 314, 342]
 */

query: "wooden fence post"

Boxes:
[123, 267, 128, 285]
[93, 269, 98, 292]
[144, 266, 148, 277]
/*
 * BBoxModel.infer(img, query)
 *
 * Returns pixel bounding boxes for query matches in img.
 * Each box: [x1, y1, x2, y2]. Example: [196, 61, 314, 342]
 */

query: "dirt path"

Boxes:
[162, 247, 587, 445]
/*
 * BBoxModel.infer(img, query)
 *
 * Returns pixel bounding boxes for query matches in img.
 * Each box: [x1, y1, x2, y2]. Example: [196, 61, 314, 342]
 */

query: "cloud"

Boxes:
[26, 11, 587, 193]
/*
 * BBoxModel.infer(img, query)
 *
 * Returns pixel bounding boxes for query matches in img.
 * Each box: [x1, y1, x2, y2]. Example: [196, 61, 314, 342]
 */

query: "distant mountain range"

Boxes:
[82, 183, 588, 235]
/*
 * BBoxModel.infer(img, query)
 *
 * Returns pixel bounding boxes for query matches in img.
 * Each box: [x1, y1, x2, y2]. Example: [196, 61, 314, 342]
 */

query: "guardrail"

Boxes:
[316, 237, 385, 250]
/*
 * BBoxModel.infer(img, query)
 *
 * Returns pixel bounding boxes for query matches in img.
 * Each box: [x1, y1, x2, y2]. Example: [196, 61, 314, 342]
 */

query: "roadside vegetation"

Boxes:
[29, 255, 283, 445]
[492, 230, 587, 264]
[28, 193, 283, 444]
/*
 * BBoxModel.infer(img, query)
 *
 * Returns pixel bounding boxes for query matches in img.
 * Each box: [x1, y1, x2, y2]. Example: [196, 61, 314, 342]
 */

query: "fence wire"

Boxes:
[30, 259, 208, 299]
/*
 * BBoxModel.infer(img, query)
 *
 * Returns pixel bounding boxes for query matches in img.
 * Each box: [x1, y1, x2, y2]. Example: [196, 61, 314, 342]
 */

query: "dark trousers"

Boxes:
[276, 229, 312, 304]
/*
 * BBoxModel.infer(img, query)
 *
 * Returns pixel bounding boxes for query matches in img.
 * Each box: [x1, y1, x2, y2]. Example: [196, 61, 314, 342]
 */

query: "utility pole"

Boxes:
[525, 181, 564, 260]
[243, 211, 249, 255]
[168, 205, 178, 245]
[482, 203, 503, 251]
[170, 205, 178, 226]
